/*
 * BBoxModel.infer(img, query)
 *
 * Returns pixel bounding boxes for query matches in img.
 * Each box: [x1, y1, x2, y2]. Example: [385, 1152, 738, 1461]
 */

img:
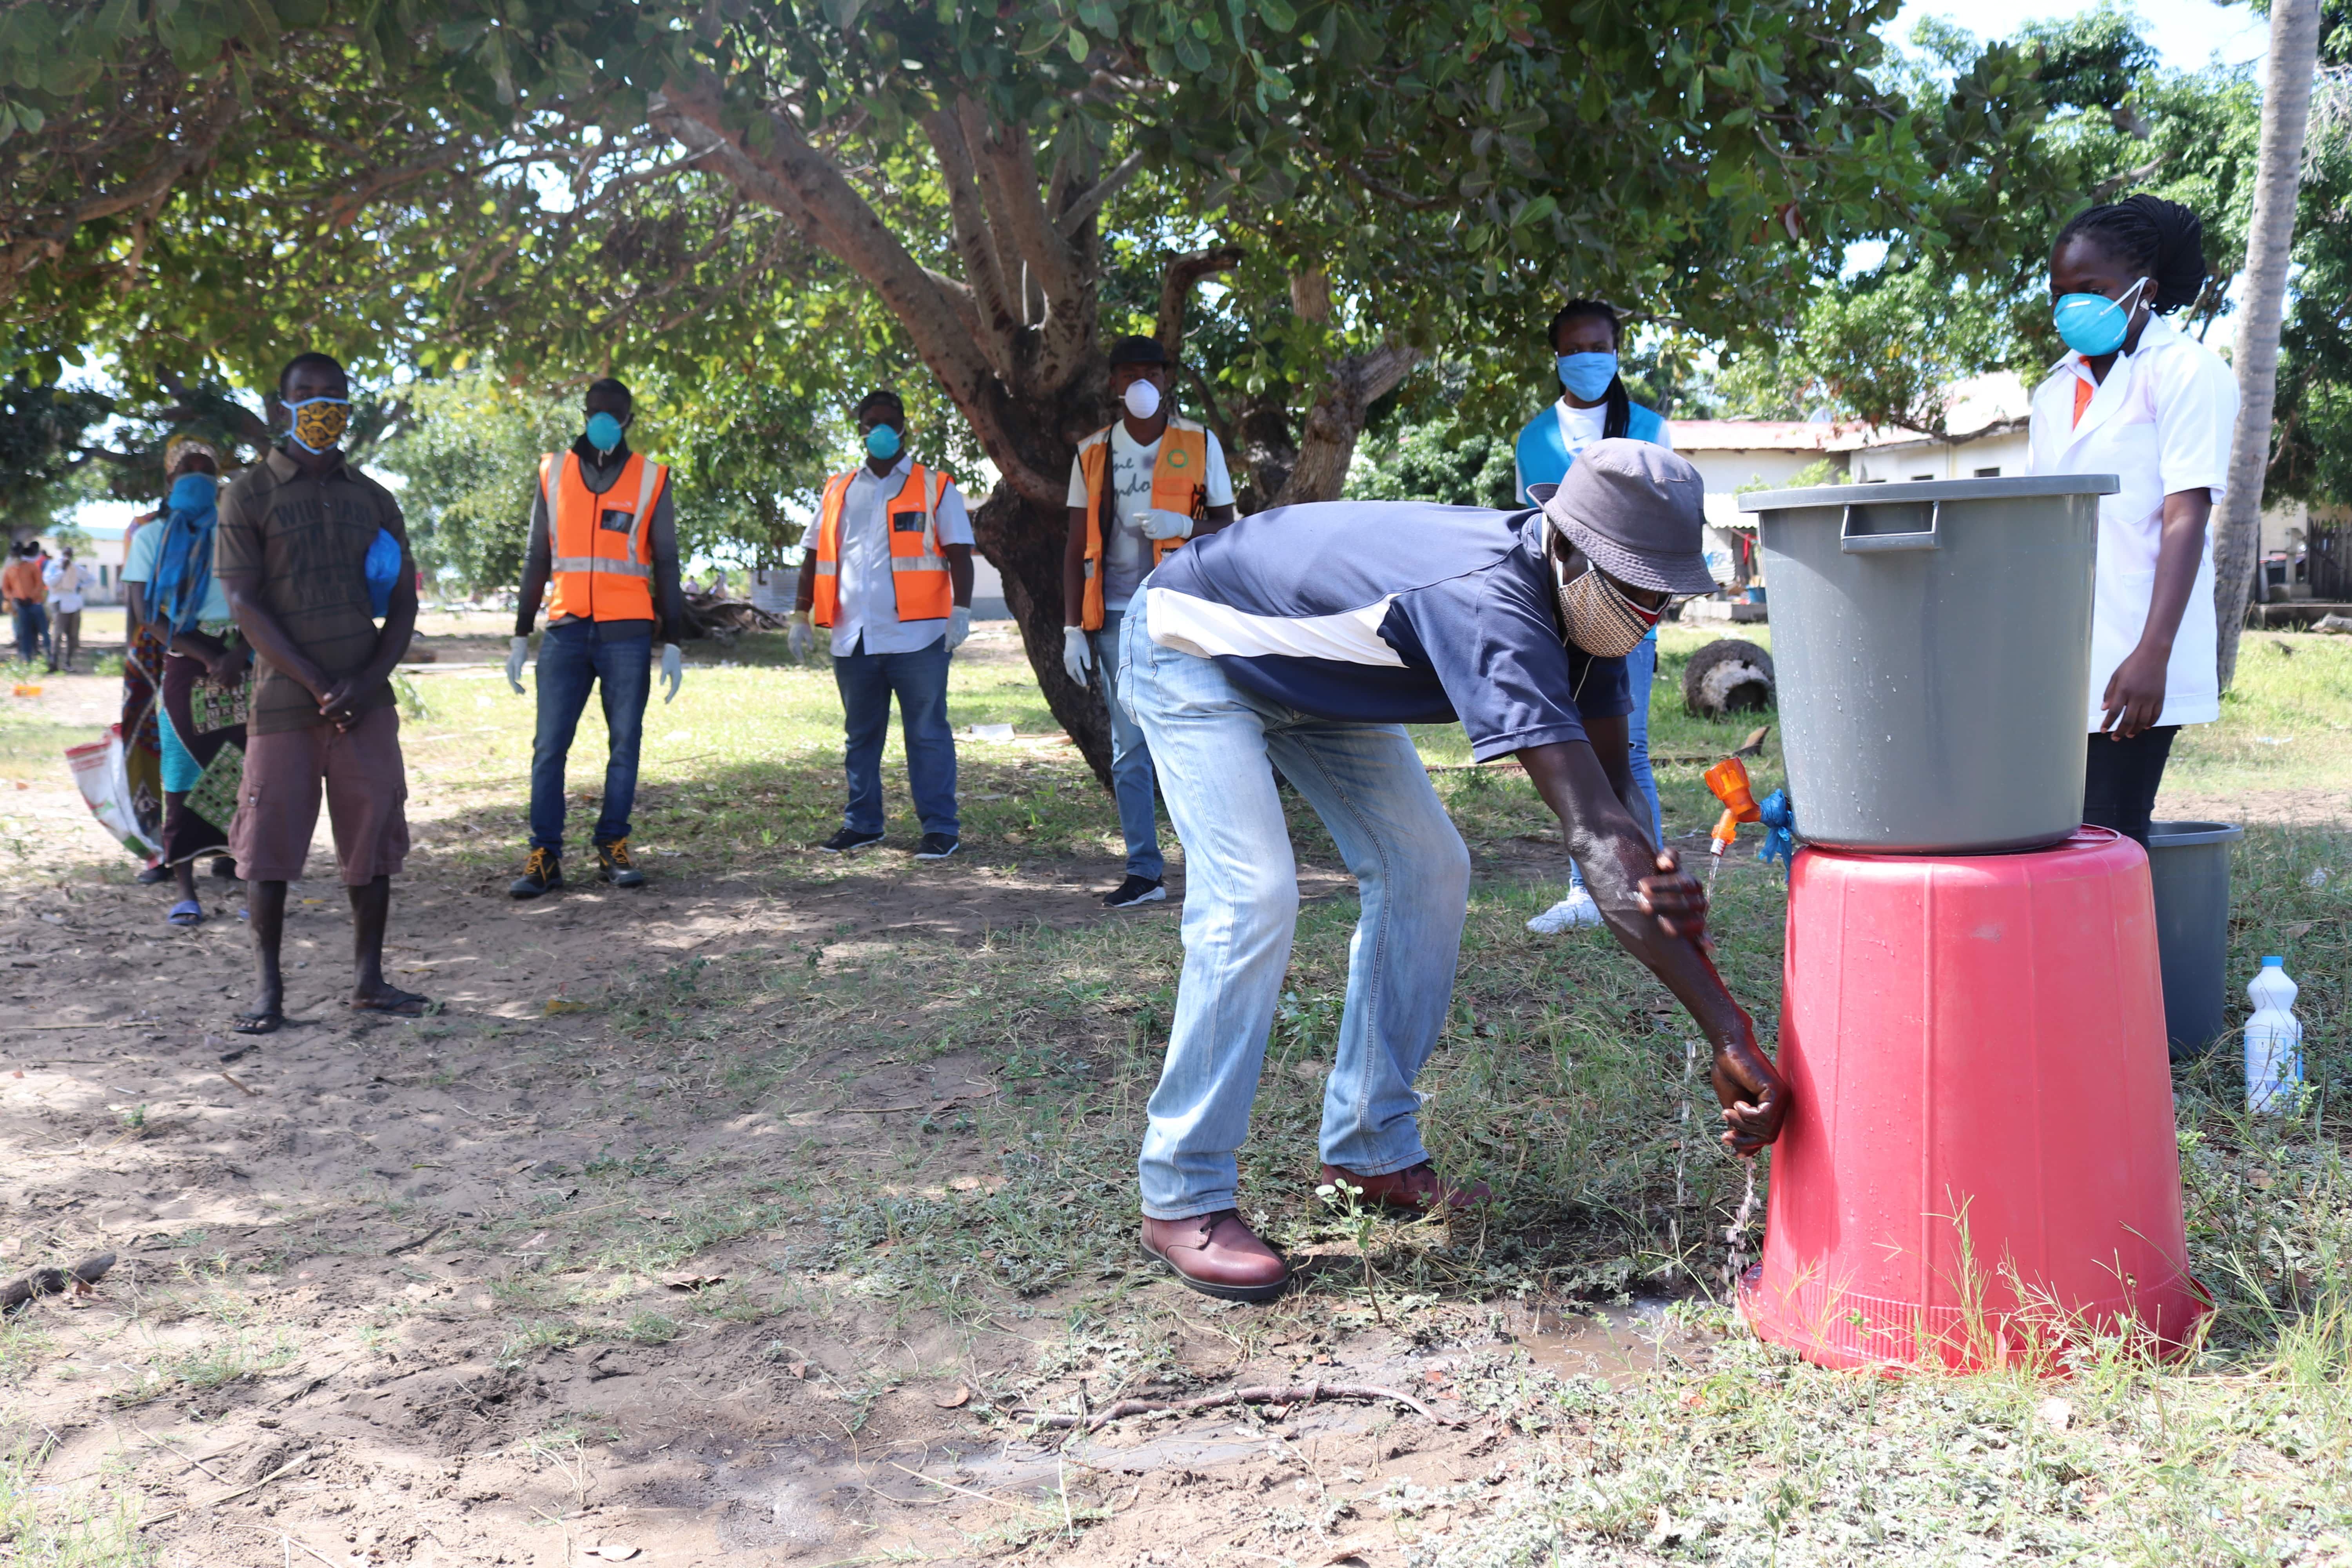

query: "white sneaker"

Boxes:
[1526, 888, 1603, 934]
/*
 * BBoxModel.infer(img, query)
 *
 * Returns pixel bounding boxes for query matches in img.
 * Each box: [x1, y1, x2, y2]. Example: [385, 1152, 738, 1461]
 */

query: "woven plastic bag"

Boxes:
[67, 723, 162, 860]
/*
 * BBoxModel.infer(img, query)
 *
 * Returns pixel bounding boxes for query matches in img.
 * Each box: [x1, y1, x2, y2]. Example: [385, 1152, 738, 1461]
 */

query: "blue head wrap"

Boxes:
[147, 473, 219, 634]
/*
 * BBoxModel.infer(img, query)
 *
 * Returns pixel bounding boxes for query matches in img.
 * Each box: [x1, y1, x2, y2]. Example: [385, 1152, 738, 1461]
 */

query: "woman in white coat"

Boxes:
[2027, 194, 2237, 847]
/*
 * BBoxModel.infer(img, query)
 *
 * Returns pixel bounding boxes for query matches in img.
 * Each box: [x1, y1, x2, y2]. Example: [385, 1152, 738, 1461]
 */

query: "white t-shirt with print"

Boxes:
[1065, 422, 1236, 613]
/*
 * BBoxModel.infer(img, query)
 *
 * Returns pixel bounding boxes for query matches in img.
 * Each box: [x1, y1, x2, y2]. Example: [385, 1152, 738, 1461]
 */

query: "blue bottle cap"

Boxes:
[2262, 955, 2284, 966]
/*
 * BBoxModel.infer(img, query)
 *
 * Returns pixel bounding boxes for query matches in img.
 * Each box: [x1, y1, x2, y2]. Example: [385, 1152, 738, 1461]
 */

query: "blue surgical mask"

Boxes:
[584, 411, 626, 453]
[2053, 278, 2148, 358]
[864, 424, 902, 460]
[1557, 351, 1619, 403]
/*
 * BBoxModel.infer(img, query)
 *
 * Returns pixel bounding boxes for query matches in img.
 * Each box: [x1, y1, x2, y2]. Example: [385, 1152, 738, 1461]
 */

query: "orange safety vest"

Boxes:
[1075, 416, 1208, 631]
[537, 450, 668, 623]
[810, 461, 954, 628]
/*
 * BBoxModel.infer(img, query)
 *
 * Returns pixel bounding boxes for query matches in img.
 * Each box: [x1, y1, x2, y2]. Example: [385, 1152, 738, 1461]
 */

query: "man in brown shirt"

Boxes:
[217, 352, 429, 1034]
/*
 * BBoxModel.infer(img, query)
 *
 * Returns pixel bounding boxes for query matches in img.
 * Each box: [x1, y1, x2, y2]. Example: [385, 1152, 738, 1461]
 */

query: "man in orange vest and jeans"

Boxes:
[1062, 336, 1238, 907]
[789, 390, 976, 859]
[506, 378, 686, 898]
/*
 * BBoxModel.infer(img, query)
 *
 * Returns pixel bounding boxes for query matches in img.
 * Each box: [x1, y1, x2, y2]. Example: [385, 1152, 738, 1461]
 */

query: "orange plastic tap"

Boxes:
[1704, 757, 1762, 857]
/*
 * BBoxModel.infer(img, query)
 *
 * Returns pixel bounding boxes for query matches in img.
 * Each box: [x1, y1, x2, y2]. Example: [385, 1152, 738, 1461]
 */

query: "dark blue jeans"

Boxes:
[528, 620, 650, 855]
[11, 602, 48, 668]
[833, 639, 958, 837]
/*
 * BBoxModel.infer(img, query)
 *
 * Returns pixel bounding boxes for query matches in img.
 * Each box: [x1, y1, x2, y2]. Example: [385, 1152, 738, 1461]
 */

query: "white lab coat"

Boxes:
[2027, 315, 2238, 730]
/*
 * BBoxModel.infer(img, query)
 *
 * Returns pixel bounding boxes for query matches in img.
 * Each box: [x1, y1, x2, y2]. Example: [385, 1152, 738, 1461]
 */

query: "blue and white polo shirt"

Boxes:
[1142, 501, 1630, 761]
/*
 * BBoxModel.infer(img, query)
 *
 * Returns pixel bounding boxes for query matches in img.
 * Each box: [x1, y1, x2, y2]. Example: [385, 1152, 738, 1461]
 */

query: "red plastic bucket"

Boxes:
[1741, 828, 2207, 1370]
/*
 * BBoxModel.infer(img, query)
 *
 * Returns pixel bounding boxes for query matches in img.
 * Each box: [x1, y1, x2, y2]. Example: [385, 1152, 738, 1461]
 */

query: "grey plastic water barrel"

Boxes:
[2146, 820, 2244, 1060]
[1737, 475, 2119, 853]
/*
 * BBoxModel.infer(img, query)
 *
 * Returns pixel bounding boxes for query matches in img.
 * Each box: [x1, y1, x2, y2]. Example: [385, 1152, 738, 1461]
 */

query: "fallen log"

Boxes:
[2, 1252, 115, 1314]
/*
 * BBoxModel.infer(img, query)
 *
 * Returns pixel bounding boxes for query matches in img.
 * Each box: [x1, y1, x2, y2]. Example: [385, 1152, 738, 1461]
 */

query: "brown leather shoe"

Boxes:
[1319, 1161, 1491, 1216]
[1140, 1210, 1289, 1302]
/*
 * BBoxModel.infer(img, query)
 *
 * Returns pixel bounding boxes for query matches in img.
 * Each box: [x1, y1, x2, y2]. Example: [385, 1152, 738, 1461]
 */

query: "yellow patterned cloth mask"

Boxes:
[287, 397, 350, 454]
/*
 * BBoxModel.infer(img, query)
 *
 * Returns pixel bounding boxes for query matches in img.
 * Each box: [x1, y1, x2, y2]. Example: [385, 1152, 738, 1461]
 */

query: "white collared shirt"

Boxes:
[830, 454, 973, 657]
[2027, 314, 2238, 729]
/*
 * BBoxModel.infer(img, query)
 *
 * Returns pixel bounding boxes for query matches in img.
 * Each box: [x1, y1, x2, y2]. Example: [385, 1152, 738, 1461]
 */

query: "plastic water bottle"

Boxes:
[2245, 957, 2303, 1115]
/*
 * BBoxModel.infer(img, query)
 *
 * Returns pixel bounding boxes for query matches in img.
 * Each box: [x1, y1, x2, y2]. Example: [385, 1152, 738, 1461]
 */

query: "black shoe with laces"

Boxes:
[509, 847, 563, 898]
[818, 827, 884, 854]
[1103, 874, 1167, 909]
[596, 838, 646, 887]
[913, 832, 961, 860]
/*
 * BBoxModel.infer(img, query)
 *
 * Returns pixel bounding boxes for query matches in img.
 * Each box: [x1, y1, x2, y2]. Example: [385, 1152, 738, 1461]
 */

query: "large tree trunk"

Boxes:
[970, 481, 1111, 778]
[2215, 0, 2324, 688]
[1270, 344, 1424, 506]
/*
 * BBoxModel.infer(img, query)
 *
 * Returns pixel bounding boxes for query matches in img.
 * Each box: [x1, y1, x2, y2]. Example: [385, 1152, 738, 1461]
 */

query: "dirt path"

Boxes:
[0, 716, 1541, 1567]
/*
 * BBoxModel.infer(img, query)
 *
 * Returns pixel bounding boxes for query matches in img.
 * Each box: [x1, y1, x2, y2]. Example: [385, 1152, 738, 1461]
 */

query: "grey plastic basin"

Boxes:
[1738, 474, 2120, 855]
[2146, 820, 2244, 1059]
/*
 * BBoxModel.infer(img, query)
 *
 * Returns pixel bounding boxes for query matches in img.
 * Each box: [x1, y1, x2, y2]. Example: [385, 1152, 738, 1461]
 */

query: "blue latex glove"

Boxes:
[659, 642, 683, 704]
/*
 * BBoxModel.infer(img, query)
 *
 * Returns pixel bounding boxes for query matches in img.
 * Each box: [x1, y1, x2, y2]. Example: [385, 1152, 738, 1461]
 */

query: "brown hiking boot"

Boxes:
[1319, 1161, 1490, 1216]
[1140, 1210, 1289, 1303]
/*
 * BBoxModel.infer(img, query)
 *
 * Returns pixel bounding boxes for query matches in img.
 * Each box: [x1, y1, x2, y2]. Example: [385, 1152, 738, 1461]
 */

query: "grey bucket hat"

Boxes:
[1528, 439, 1720, 597]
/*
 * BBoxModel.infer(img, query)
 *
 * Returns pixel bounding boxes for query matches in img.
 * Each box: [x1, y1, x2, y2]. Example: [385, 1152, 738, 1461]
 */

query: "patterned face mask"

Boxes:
[286, 397, 351, 454]
[1548, 526, 1659, 658]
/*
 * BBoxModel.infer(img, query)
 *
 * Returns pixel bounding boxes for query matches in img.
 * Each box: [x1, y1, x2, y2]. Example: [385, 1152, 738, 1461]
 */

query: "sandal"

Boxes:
[346, 987, 431, 1018]
[231, 1009, 282, 1036]
[166, 900, 204, 928]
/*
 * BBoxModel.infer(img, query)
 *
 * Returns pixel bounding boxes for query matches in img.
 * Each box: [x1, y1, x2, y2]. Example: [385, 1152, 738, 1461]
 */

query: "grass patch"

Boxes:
[0, 1441, 154, 1568]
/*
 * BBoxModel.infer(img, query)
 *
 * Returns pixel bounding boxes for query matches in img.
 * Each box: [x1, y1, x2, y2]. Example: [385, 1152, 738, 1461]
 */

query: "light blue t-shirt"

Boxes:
[122, 518, 231, 624]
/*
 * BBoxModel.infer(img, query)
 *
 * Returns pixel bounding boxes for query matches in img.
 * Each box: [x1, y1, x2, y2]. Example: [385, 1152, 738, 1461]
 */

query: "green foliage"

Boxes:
[0, 377, 110, 532]
[1345, 416, 1518, 508]
[374, 374, 572, 594]
[1718, 12, 2258, 434]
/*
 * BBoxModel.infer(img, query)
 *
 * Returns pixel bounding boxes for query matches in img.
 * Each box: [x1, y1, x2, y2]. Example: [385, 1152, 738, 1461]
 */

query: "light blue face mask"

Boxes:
[864, 423, 902, 460]
[1557, 351, 1619, 403]
[584, 411, 626, 454]
[2053, 277, 2149, 358]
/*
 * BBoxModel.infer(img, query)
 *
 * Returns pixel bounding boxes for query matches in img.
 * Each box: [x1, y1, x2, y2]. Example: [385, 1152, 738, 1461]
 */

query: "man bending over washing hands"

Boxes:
[1119, 439, 1788, 1301]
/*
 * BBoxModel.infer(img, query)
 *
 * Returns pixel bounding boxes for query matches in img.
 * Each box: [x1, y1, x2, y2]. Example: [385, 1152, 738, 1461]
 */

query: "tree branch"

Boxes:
[921, 105, 1025, 385]
[1056, 147, 1147, 239]
[657, 72, 1062, 508]
[1155, 245, 1245, 358]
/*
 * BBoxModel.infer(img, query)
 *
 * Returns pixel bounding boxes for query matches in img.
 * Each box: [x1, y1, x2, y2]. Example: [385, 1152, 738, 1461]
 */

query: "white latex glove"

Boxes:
[505, 635, 528, 695]
[788, 612, 814, 661]
[659, 642, 683, 704]
[945, 604, 972, 652]
[1139, 507, 1195, 542]
[1062, 625, 1093, 687]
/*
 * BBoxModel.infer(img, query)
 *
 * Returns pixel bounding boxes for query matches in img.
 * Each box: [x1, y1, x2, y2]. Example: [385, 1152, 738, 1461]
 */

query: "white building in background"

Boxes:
[36, 521, 130, 604]
[1846, 372, 2033, 484]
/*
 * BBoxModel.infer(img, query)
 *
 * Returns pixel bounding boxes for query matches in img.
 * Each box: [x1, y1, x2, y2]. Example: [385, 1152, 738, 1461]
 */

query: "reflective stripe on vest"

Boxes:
[541, 452, 664, 622]
[1077, 420, 1207, 632]
[809, 463, 953, 628]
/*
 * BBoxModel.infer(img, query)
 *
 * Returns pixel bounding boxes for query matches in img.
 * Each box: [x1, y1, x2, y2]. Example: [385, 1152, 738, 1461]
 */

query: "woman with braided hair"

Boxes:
[1514, 299, 1673, 932]
[2027, 193, 2237, 846]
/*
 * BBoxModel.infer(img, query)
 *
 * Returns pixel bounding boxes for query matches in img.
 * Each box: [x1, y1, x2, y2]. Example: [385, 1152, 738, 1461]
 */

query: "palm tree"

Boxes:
[2217, 0, 2327, 688]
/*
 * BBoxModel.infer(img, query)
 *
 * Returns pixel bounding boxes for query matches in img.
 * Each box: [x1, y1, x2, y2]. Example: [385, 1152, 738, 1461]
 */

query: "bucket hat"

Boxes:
[1530, 439, 1719, 596]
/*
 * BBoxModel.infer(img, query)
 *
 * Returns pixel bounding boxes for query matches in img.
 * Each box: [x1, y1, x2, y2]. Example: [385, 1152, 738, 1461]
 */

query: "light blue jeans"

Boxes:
[1090, 608, 1163, 882]
[1118, 610, 1471, 1220]
[1568, 632, 1662, 893]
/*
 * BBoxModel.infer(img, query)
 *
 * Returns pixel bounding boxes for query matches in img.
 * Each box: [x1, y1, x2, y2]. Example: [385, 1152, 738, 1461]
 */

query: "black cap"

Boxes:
[1107, 334, 1170, 367]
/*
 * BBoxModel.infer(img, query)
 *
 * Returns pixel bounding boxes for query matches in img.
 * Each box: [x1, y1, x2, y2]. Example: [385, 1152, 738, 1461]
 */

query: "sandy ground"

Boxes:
[0, 640, 1560, 1568]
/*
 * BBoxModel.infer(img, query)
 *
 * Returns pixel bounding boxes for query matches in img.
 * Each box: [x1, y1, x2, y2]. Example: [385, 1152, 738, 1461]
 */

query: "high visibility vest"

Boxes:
[538, 450, 667, 623]
[1076, 417, 1208, 631]
[810, 462, 954, 628]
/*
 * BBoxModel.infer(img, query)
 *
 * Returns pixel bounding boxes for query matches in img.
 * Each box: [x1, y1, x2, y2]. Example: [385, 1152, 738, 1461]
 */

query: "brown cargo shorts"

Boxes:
[229, 705, 410, 885]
